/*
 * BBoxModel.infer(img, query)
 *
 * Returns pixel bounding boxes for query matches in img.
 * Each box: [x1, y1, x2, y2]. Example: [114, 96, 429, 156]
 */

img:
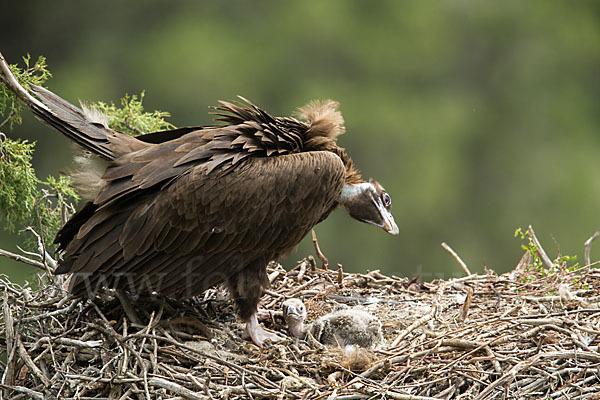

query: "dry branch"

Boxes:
[527, 224, 554, 269]
[441, 242, 472, 275]
[149, 377, 207, 400]
[0, 248, 45, 270]
[585, 230, 600, 266]
[311, 229, 329, 269]
[0, 53, 47, 109]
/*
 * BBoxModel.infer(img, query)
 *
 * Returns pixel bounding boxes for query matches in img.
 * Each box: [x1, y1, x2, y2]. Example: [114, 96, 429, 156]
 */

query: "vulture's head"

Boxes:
[282, 298, 307, 323]
[282, 298, 307, 338]
[340, 179, 399, 235]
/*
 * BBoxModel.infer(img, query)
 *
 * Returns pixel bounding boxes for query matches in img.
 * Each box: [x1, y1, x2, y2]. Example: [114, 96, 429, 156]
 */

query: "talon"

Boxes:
[246, 313, 284, 347]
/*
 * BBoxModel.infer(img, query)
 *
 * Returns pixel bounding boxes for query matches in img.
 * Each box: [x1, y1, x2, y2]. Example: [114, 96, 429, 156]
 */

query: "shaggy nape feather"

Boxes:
[296, 100, 362, 185]
[297, 100, 345, 139]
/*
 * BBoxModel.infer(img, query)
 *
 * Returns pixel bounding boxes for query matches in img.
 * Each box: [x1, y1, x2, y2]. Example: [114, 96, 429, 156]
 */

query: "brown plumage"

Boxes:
[0, 52, 397, 346]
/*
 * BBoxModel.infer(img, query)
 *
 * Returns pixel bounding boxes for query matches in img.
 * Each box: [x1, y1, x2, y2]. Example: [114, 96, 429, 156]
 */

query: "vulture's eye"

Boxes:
[382, 193, 391, 207]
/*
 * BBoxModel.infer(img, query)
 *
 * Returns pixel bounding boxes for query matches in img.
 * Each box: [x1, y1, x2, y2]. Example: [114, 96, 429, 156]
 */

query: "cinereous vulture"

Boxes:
[0, 52, 397, 346]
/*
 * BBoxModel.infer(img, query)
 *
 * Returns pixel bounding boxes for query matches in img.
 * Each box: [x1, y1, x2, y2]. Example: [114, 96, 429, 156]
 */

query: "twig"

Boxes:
[21, 299, 77, 322]
[0, 248, 45, 270]
[286, 276, 320, 297]
[1, 292, 16, 396]
[390, 313, 433, 348]
[149, 377, 207, 400]
[16, 337, 51, 387]
[584, 230, 600, 267]
[32, 336, 102, 350]
[459, 287, 474, 322]
[15, 246, 43, 260]
[0, 110, 15, 131]
[115, 291, 142, 325]
[441, 242, 471, 275]
[122, 120, 144, 136]
[0, 384, 44, 400]
[87, 320, 151, 399]
[484, 346, 503, 374]
[307, 255, 317, 272]
[241, 372, 254, 400]
[384, 392, 442, 400]
[0, 52, 48, 110]
[162, 372, 277, 398]
[311, 230, 329, 269]
[33, 199, 56, 280]
[475, 350, 600, 400]
[62, 374, 142, 383]
[0, 132, 5, 160]
[189, 373, 214, 399]
[296, 260, 307, 282]
[24, 227, 57, 271]
[527, 225, 553, 269]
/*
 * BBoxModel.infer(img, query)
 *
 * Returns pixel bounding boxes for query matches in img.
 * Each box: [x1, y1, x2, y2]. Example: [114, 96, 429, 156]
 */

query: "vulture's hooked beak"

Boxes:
[375, 197, 399, 235]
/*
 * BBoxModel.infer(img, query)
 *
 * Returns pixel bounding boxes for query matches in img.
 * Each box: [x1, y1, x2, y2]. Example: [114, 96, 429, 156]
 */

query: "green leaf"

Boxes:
[0, 55, 52, 131]
[0, 137, 40, 232]
[93, 91, 174, 136]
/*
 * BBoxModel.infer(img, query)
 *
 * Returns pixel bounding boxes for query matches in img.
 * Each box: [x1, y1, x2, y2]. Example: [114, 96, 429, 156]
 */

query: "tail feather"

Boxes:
[0, 51, 143, 161]
[29, 84, 116, 160]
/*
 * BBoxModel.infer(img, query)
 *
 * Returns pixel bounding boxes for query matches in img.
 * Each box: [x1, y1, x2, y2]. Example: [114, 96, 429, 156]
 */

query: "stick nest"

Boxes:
[2, 256, 600, 399]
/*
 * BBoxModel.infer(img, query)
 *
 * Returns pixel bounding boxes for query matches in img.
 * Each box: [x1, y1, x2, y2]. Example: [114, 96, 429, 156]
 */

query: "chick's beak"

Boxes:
[285, 306, 303, 320]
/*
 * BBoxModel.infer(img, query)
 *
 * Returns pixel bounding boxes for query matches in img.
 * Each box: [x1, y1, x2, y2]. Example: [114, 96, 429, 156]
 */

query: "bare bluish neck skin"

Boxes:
[339, 182, 371, 205]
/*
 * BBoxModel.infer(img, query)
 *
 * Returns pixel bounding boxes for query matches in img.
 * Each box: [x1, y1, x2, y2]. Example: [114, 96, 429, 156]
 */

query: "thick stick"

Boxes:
[311, 229, 329, 270]
[584, 230, 600, 267]
[0, 52, 47, 110]
[0, 248, 45, 270]
[149, 377, 207, 400]
[441, 242, 472, 276]
[1, 293, 16, 396]
[527, 225, 553, 269]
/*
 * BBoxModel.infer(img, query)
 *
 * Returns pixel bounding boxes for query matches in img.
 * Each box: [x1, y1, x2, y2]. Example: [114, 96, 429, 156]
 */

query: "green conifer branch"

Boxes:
[94, 91, 175, 135]
[0, 54, 174, 252]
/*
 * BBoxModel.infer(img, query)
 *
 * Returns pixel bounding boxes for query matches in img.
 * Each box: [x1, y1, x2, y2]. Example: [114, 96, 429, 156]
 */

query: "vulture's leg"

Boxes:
[227, 258, 283, 346]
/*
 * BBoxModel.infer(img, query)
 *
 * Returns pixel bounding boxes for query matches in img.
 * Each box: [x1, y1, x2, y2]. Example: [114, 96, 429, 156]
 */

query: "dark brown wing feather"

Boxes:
[135, 126, 205, 144]
[46, 97, 355, 297]
[62, 151, 345, 297]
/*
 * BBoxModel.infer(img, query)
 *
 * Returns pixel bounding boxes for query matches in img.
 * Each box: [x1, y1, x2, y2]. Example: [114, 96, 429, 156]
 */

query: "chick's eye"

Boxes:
[382, 193, 391, 207]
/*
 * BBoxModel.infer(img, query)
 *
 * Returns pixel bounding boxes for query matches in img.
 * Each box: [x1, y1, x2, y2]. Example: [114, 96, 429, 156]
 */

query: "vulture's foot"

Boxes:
[246, 313, 284, 347]
[255, 308, 281, 321]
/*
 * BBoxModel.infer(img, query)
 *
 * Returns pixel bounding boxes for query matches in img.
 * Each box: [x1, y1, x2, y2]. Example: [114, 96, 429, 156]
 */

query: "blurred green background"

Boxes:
[1, 1, 600, 285]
